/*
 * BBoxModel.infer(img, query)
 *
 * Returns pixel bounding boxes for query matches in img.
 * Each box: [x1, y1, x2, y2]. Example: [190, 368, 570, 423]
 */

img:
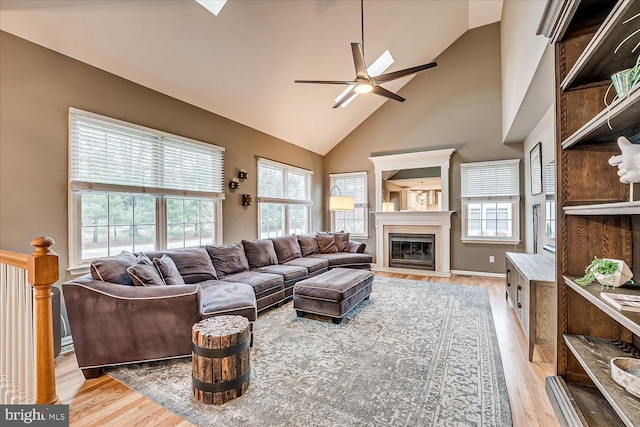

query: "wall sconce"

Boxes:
[329, 186, 355, 211]
[238, 169, 248, 180]
[229, 177, 240, 190]
[242, 194, 252, 206]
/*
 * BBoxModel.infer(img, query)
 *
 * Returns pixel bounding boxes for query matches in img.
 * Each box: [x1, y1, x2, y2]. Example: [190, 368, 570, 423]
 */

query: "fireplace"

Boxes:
[389, 233, 435, 270]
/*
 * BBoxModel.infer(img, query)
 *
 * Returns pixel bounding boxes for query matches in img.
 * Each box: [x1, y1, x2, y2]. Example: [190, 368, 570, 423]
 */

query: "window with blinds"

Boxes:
[257, 158, 313, 238]
[69, 109, 224, 197]
[460, 159, 520, 243]
[329, 172, 368, 237]
[68, 108, 224, 270]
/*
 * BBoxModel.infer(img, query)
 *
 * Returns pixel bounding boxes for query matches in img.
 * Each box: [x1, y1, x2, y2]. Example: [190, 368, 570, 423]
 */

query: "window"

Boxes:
[68, 108, 224, 270]
[460, 159, 520, 243]
[329, 172, 368, 237]
[257, 158, 312, 239]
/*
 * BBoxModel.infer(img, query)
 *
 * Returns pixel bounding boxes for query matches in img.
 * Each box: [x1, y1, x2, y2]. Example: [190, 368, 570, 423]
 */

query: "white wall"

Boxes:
[523, 104, 555, 257]
[501, 0, 550, 142]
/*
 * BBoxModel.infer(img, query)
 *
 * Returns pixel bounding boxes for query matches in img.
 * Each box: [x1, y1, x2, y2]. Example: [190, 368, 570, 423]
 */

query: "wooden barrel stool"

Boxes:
[191, 315, 251, 404]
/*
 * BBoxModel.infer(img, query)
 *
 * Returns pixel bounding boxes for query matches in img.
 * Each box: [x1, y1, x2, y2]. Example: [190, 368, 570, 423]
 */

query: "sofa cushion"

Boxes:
[242, 239, 278, 269]
[332, 232, 350, 252]
[220, 271, 283, 298]
[316, 233, 338, 254]
[283, 257, 329, 274]
[308, 252, 373, 267]
[270, 235, 302, 263]
[254, 264, 308, 282]
[153, 254, 186, 286]
[90, 251, 137, 285]
[297, 234, 318, 257]
[199, 280, 257, 322]
[127, 254, 165, 287]
[206, 242, 249, 278]
[145, 247, 217, 283]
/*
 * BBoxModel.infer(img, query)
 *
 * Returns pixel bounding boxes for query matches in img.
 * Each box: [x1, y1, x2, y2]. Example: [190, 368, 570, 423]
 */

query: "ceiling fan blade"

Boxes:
[371, 85, 405, 102]
[351, 43, 368, 79]
[295, 80, 355, 85]
[373, 62, 437, 84]
[332, 86, 357, 109]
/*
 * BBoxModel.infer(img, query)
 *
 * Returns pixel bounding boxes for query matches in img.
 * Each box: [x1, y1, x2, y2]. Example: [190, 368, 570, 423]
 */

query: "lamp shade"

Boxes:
[382, 202, 395, 212]
[329, 196, 355, 211]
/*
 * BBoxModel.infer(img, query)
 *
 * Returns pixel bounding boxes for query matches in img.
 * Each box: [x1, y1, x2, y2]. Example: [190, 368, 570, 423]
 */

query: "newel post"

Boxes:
[27, 236, 59, 404]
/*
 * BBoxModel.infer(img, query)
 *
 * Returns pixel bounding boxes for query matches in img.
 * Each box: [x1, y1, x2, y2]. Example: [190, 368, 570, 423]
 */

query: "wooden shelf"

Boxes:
[564, 334, 640, 427]
[561, 0, 640, 90]
[565, 276, 640, 336]
[546, 376, 626, 426]
[564, 201, 640, 215]
[561, 83, 640, 149]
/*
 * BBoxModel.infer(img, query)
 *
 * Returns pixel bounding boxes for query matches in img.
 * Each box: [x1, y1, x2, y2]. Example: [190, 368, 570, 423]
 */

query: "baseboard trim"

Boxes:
[451, 270, 506, 278]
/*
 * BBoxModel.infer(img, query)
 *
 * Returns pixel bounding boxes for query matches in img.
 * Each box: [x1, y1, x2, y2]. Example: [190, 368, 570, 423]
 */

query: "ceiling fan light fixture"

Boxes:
[354, 83, 373, 94]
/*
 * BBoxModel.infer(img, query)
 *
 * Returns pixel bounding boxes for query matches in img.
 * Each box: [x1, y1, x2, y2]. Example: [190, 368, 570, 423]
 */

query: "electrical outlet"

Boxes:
[489, 256, 495, 263]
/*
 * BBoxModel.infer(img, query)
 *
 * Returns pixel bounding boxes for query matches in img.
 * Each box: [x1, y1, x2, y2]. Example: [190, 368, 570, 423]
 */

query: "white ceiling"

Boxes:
[0, 0, 502, 155]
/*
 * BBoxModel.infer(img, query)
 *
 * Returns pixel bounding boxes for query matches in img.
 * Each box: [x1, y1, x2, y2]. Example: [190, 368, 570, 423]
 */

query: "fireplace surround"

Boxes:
[370, 149, 455, 276]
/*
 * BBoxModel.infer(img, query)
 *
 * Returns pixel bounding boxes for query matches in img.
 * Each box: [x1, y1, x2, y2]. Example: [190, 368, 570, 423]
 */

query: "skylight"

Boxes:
[335, 50, 395, 108]
[195, 0, 228, 16]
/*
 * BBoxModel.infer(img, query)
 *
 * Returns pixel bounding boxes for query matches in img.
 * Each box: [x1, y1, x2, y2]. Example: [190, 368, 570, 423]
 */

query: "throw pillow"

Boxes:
[332, 232, 351, 252]
[316, 233, 338, 254]
[270, 234, 302, 263]
[206, 242, 250, 278]
[146, 247, 217, 283]
[90, 251, 137, 285]
[127, 254, 165, 287]
[242, 239, 278, 269]
[297, 234, 319, 257]
[153, 254, 186, 286]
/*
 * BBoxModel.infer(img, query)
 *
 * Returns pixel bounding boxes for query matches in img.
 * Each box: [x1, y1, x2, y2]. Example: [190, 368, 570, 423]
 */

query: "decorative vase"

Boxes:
[611, 68, 635, 97]
[593, 259, 634, 288]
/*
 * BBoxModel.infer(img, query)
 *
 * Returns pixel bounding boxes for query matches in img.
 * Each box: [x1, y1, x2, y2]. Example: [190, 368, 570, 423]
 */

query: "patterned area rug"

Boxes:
[106, 277, 512, 426]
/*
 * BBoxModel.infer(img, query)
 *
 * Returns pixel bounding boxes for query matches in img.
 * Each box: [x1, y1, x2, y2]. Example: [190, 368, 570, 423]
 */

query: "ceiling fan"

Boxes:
[295, 0, 437, 108]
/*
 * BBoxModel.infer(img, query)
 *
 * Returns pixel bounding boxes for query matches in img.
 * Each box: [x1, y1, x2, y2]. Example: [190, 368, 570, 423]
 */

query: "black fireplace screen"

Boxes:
[389, 233, 435, 270]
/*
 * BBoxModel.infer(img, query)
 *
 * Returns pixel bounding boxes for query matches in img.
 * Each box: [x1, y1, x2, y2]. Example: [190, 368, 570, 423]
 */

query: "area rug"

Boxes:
[106, 277, 512, 426]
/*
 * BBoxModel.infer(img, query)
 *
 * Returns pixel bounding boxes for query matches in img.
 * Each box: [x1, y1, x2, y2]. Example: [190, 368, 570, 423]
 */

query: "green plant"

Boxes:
[576, 257, 621, 286]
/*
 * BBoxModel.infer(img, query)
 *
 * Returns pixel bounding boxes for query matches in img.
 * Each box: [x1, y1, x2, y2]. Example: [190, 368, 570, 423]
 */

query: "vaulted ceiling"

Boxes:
[0, 0, 502, 155]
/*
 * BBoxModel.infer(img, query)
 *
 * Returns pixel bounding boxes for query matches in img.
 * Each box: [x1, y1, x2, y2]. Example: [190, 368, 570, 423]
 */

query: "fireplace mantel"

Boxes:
[372, 211, 454, 276]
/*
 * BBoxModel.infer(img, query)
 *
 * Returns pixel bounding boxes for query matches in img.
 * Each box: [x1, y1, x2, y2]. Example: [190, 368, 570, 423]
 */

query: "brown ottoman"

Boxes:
[293, 268, 374, 324]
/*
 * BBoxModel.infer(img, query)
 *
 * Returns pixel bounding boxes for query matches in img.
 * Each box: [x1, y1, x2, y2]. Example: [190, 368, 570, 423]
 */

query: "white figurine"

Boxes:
[608, 136, 640, 184]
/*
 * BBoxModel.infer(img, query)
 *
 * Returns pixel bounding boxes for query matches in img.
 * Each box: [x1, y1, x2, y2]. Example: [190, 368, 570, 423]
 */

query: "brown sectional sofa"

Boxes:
[62, 232, 371, 377]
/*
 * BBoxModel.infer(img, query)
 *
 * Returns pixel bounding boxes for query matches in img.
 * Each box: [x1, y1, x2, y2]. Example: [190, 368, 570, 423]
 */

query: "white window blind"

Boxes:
[257, 158, 312, 205]
[69, 108, 225, 198]
[461, 159, 520, 198]
[329, 172, 367, 204]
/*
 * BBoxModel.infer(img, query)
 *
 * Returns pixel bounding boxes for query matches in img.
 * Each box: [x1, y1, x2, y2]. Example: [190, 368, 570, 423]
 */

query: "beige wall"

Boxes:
[324, 23, 525, 274]
[523, 104, 555, 260]
[0, 31, 324, 286]
[500, 0, 549, 142]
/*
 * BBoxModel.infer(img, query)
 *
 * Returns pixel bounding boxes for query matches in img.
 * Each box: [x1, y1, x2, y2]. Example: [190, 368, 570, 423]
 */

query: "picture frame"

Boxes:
[530, 142, 542, 195]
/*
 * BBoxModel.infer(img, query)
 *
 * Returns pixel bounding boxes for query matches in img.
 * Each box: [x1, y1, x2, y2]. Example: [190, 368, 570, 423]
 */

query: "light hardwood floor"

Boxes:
[55, 272, 559, 426]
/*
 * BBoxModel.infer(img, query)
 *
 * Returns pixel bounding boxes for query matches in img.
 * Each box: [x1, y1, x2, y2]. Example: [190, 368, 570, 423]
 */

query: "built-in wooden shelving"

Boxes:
[564, 276, 640, 336]
[564, 201, 640, 215]
[564, 334, 640, 427]
[561, 83, 640, 149]
[561, 0, 640, 90]
[541, 0, 640, 424]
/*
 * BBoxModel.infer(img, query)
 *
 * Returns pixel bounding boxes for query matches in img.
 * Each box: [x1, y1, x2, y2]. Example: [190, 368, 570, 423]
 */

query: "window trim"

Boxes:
[68, 109, 224, 273]
[460, 159, 520, 244]
[257, 157, 313, 238]
[329, 171, 368, 238]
